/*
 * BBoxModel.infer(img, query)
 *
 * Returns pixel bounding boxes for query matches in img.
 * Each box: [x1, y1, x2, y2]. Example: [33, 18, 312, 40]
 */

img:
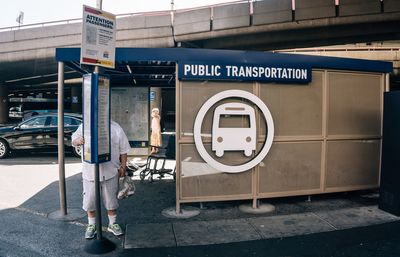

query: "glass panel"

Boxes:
[20, 117, 47, 129]
[49, 117, 58, 127]
[65, 117, 82, 126]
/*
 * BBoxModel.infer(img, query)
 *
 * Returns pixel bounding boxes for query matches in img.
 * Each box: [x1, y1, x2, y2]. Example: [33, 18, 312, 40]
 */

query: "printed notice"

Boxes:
[81, 5, 116, 69]
[97, 76, 110, 156]
[83, 75, 92, 162]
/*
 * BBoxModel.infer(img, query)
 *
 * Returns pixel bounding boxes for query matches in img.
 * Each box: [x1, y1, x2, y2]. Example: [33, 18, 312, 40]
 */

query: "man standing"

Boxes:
[72, 120, 131, 239]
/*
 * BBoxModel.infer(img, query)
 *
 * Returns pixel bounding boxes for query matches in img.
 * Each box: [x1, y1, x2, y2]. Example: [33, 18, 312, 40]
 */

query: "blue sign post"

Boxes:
[83, 73, 114, 254]
[81, 1, 116, 254]
[82, 73, 111, 164]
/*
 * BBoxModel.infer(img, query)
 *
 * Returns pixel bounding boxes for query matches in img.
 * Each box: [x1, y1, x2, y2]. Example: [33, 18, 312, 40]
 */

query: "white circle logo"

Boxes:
[193, 90, 274, 173]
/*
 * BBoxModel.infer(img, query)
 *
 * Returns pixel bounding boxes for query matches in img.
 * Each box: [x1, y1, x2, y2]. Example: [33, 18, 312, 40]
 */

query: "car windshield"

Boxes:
[18, 115, 81, 129]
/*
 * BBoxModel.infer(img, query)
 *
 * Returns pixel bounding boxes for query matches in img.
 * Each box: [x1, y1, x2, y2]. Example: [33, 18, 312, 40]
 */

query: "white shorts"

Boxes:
[82, 175, 119, 212]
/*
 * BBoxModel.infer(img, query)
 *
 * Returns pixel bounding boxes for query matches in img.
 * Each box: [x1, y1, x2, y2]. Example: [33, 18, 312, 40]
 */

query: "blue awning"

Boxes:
[56, 47, 392, 73]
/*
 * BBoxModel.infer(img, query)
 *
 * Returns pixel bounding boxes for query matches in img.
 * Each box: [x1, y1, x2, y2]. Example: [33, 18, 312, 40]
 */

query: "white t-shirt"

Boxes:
[72, 121, 131, 182]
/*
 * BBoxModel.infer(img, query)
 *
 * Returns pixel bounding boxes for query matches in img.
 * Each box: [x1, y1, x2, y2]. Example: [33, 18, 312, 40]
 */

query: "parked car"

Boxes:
[9, 106, 57, 121]
[8, 106, 23, 119]
[0, 113, 82, 159]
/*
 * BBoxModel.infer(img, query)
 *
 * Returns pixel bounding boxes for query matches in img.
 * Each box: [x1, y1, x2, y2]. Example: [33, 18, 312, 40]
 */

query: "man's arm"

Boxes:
[118, 153, 127, 177]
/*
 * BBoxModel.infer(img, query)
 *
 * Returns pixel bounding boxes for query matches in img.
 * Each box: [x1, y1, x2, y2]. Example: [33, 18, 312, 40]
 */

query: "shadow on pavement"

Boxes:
[0, 151, 81, 166]
[1, 167, 398, 257]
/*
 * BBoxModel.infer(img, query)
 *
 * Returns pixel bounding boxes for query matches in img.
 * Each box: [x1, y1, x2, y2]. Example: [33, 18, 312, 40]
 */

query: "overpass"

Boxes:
[0, 0, 400, 121]
[278, 42, 400, 89]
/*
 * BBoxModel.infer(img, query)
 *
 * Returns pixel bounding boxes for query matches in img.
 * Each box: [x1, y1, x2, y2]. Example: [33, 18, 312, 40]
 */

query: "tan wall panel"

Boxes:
[180, 144, 252, 199]
[325, 140, 381, 189]
[180, 81, 253, 140]
[328, 72, 382, 137]
[259, 141, 322, 193]
[181, 174, 252, 199]
[259, 71, 323, 137]
[177, 69, 384, 205]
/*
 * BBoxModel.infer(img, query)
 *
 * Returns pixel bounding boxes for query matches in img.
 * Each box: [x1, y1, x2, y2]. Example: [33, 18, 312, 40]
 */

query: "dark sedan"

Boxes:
[0, 113, 82, 159]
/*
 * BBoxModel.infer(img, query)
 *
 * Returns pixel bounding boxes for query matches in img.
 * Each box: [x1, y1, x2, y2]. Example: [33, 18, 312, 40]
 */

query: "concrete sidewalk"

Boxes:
[124, 205, 399, 248]
[0, 160, 399, 256]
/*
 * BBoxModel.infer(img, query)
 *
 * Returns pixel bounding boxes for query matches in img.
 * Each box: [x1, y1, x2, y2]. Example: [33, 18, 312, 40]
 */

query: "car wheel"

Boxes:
[0, 139, 10, 159]
[72, 146, 82, 158]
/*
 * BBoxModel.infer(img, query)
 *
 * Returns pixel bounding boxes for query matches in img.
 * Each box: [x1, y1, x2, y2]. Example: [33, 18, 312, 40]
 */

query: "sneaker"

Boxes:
[85, 224, 96, 239]
[107, 223, 124, 236]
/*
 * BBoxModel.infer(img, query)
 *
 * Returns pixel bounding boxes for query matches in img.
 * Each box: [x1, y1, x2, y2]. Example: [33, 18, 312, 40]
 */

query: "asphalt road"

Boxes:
[0, 150, 80, 165]
[1, 152, 400, 257]
[0, 151, 81, 210]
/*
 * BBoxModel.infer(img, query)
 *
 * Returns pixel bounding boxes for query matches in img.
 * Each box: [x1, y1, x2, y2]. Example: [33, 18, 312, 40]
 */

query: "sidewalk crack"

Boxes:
[246, 218, 264, 239]
[311, 212, 338, 230]
[171, 222, 178, 247]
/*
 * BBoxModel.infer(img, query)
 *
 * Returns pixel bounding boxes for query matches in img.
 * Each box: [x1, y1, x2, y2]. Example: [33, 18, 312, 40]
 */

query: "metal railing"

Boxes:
[0, 0, 249, 32]
[0, 0, 393, 34]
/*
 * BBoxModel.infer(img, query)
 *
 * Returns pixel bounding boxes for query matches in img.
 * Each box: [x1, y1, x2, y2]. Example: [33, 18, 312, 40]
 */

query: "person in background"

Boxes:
[150, 107, 162, 154]
[72, 120, 131, 239]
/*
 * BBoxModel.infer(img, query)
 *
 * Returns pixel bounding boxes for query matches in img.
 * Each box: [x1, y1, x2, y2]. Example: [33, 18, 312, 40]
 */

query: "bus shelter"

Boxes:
[56, 47, 392, 212]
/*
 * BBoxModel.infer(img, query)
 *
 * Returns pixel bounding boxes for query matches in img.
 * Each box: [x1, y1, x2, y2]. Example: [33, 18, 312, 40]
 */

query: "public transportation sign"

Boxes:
[179, 62, 312, 83]
[81, 5, 116, 69]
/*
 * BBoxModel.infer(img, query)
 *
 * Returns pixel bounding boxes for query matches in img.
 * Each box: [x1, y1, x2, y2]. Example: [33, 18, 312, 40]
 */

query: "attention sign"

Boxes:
[81, 5, 116, 69]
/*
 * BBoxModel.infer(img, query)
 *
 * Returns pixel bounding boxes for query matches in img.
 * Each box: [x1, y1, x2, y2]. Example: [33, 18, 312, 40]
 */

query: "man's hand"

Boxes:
[118, 166, 126, 177]
[72, 137, 85, 147]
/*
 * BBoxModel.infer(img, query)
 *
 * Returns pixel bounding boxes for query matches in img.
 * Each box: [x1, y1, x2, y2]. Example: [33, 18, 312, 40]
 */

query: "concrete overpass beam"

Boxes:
[384, 0, 400, 13]
[295, 0, 336, 20]
[174, 8, 211, 36]
[340, 0, 381, 17]
[0, 31, 15, 43]
[117, 15, 146, 30]
[253, 0, 292, 25]
[117, 27, 173, 41]
[13, 23, 80, 42]
[212, 2, 250, 30]
[144, 14, 171, 28]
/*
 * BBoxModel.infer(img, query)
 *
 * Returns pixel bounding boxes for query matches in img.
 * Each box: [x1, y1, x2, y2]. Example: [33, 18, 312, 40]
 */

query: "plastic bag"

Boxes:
[118, 176, 135, 200]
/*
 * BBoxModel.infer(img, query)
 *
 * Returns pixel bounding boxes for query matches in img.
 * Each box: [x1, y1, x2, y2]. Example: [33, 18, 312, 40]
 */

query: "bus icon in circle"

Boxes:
[212, 102, 256, 157]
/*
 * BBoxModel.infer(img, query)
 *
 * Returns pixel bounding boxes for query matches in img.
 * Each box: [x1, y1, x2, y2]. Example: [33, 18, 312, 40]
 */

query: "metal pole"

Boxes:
[57, 61, 67, 216]
[95, 0, 103, 241]
[94, 164, 102, 239]
[97, 0, 103, 10]
[84, 1, 116, 253]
